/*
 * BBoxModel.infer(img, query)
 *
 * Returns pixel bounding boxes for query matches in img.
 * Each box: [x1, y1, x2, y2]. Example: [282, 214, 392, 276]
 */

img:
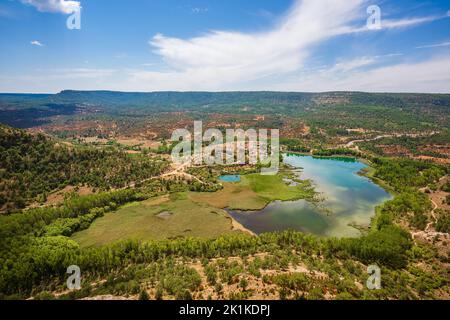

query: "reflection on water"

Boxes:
[228, 154, 392, 238]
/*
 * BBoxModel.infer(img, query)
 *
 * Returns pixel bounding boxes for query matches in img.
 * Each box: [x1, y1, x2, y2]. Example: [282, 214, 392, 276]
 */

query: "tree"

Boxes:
[139, 290, 150, 301]
[239, 278, 248, 291]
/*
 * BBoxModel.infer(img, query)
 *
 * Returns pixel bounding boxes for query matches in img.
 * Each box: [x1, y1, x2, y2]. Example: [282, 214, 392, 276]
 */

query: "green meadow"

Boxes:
[72, 193, 237, 247]
[191, 170, 316, 211]
[72, 170, 316, 246]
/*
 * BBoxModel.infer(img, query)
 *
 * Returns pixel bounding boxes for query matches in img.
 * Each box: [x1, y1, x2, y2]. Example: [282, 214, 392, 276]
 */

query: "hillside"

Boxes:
[1, 91, 449, 129]
[0, 125, 169, 212]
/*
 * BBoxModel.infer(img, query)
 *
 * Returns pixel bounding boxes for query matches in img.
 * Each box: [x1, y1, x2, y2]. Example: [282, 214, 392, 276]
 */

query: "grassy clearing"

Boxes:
[72, 169, 317, 247]
[72, 193, 237, 247]
[245, 173, 315, 202]
[190, 182, 267, 211]
[189, 170, 316, 211]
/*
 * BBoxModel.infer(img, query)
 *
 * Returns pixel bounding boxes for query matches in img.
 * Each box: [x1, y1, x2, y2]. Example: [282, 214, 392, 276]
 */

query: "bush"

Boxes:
[139, 290, 149, 301]
[175, 289, 192, 300]
[205, 265, 217, 285]
[435, 210, 450, 233]
[410, 212, 428, 231]
[155, 286, 163, 300]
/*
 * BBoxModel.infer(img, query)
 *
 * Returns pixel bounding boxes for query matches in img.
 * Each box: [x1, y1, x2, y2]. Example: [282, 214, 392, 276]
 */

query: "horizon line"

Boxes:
[1, 90, 450, 95]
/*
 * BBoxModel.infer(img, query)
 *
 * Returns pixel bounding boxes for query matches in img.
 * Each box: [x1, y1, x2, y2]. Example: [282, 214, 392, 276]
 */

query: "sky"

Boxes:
[0, 0, 449, 93]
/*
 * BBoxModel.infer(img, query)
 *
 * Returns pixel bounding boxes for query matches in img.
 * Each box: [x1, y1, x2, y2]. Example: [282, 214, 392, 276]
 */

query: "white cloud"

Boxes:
[343, 14, 447, 34]
[148, 0, 367, 89]
[330, 57, 376, 73]
[21, 0, 80, 14]
[30, 40, 43, 46]
[2, 57, 449, 93]
[269, 56, 450, 93]
[5, 0, 449, 93]
[191, 8, 208, 14]
[344, 57, 450, 93]
[416, 41, 450, 49]
[113, 54, 450, 93]
[141, 0, 448, 91]
[381, 16, 442, 29]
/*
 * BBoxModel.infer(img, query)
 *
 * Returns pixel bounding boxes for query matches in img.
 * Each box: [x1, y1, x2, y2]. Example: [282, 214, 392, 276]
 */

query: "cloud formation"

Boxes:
[30, 40, 43, 46]
[4, 0, 449, 93]
[340, 57, 450, 92]
[121, 55, 450, 93]
[267, 56, 450, 93]
[342, 14, 448, 34]
[21, 0, 80, 14]
[416, 41, 450, 49]
[382, 15, 445, 29]
[143, 0, 448, 91]
[191, 8, 208, 14]
[149, 0, 366, 89]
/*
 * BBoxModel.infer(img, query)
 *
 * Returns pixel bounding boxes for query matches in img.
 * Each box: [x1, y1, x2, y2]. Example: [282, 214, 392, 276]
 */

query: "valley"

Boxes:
[0, 91, 449, 301]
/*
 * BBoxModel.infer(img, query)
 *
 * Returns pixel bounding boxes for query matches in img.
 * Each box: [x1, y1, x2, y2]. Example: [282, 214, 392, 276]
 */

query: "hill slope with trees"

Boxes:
[0, 125, 168, 212]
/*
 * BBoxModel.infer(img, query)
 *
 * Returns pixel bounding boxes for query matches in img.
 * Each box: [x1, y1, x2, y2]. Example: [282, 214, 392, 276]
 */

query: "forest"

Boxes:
[1, 91, 449, 134]
[0, 125, 168, 212]
[360, 130, 450, 160]
[372, 158, 446, 192]
[0, 186, 417, 298]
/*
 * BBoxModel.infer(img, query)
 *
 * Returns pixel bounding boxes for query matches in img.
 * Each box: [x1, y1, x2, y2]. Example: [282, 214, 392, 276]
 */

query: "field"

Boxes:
[190, 170, 317, 211]
[72, 193, 238, 247]
[189, 183, 267, 211]
[72, 170, 317, 247]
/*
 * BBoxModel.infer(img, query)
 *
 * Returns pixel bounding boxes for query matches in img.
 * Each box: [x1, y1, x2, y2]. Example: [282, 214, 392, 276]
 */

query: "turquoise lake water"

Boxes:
[219, 175, 241, 183]
[228, 154, 392, 238]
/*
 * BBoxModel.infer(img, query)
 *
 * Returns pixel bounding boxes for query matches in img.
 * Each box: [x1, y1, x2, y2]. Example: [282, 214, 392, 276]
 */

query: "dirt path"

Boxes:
[425, 199, 439, 232]
[345, 132, 439, 149]
[345, 134, 393, 148]
[412, 190, 447, 240]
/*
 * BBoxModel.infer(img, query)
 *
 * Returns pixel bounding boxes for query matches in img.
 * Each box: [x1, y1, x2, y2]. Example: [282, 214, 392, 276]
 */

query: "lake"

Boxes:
[219, 175, 241, 183]
[228, 154, 392, 238]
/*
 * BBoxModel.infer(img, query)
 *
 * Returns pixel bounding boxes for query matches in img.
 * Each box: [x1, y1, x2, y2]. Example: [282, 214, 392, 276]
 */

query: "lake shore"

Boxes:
[227, 154, 392, 237]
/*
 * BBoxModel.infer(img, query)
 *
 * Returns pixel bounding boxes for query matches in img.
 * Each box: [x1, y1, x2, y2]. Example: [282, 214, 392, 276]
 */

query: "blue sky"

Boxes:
[0, 0, 449, 93]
